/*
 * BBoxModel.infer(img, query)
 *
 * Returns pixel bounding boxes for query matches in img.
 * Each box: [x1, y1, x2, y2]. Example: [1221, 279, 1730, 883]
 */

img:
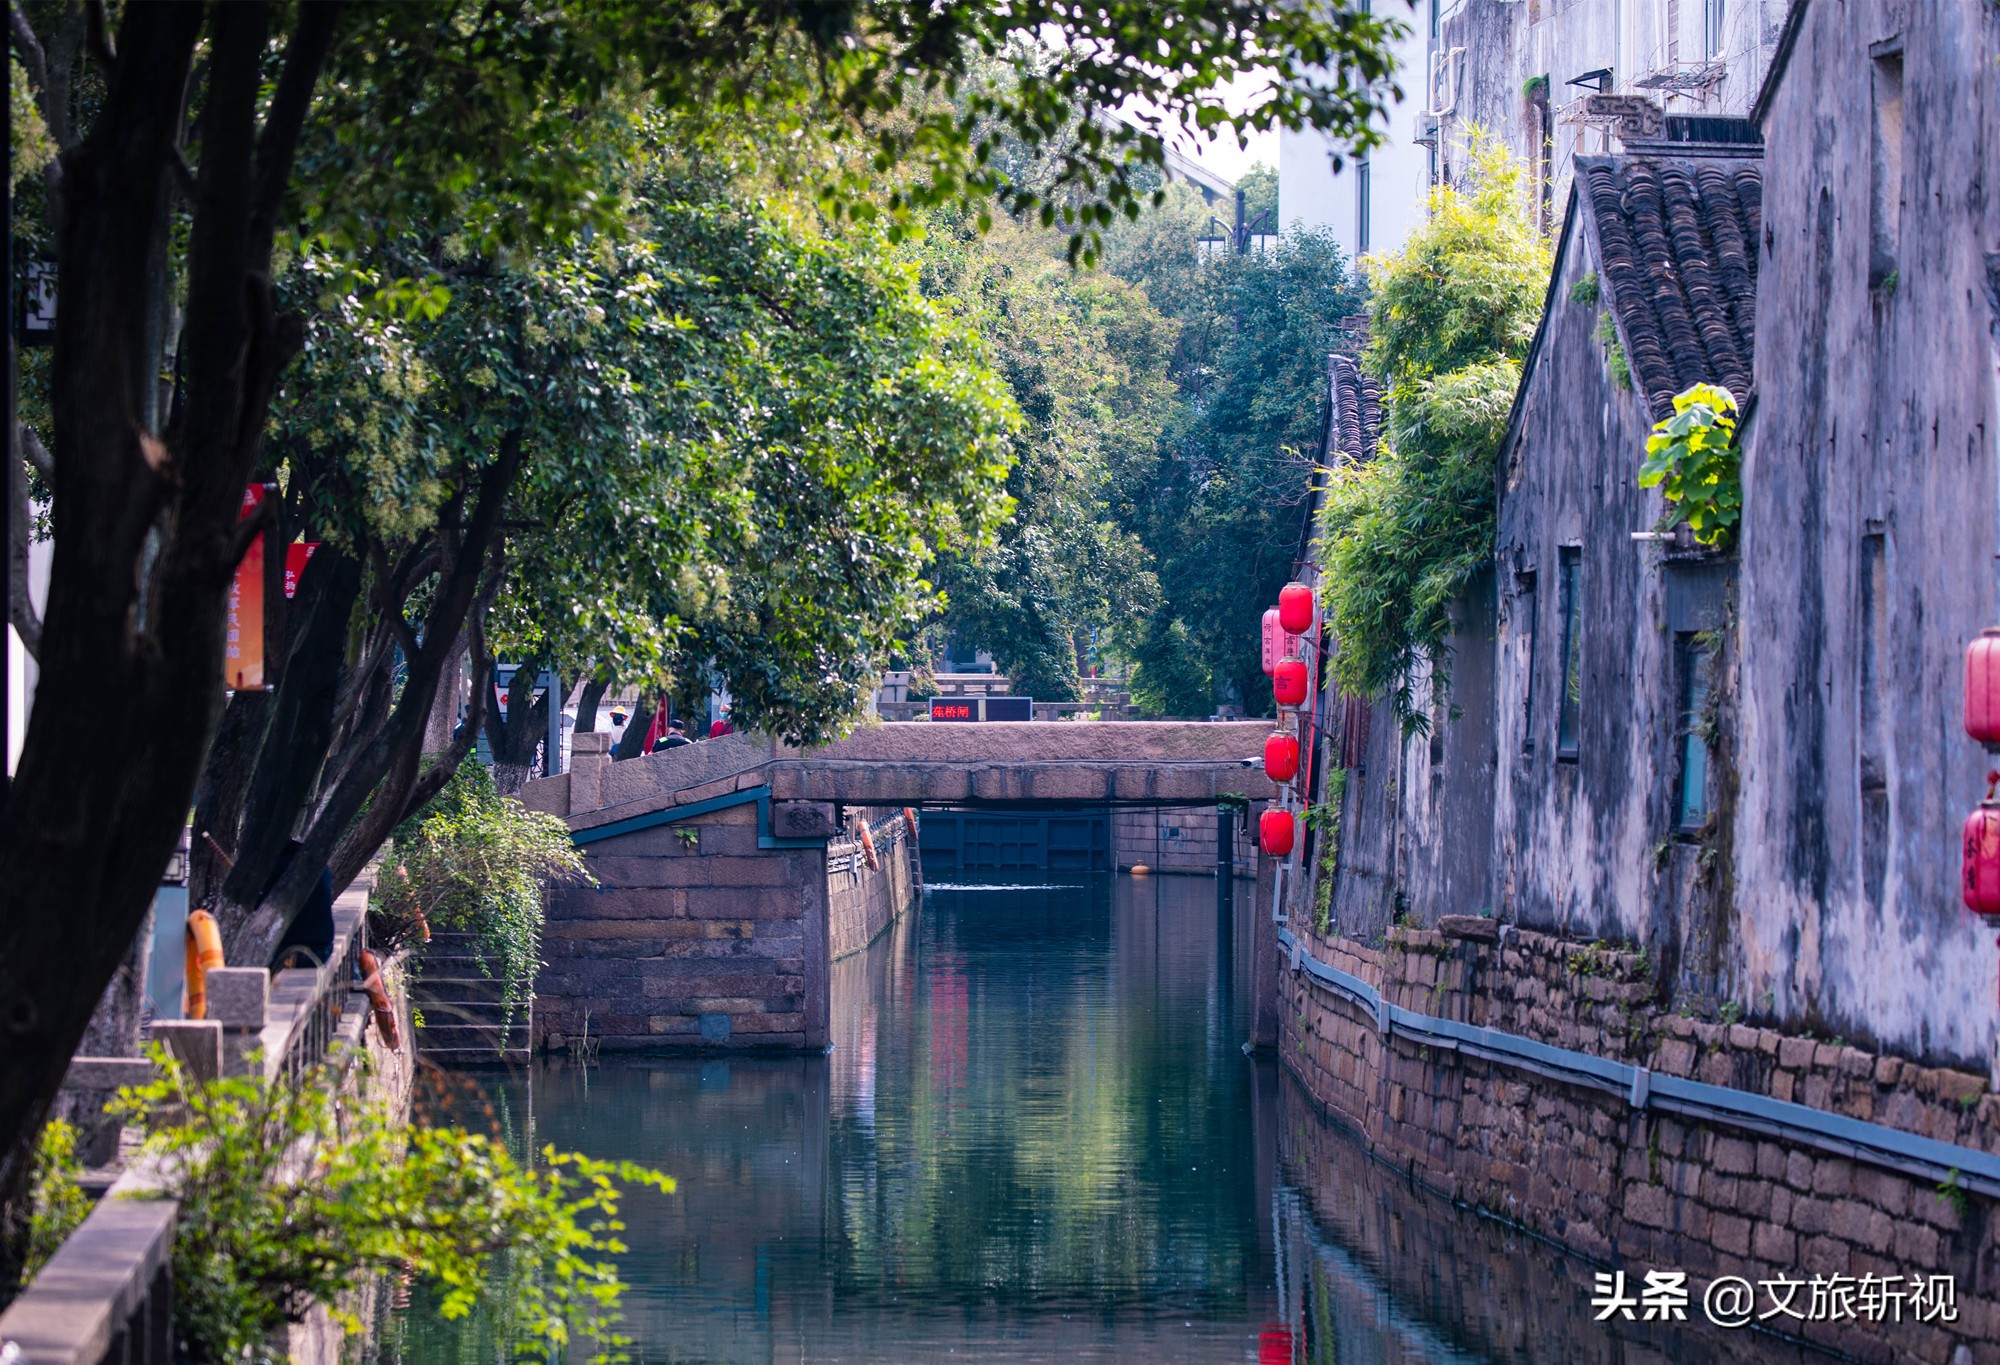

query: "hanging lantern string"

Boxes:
[1987, 770, 1999, 802]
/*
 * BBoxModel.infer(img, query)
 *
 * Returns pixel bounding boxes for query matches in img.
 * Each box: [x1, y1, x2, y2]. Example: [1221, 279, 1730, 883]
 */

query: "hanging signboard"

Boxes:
[929, 696, 1034, 722]
[225, 484, 275, 691]
[283, 541, 320, 599]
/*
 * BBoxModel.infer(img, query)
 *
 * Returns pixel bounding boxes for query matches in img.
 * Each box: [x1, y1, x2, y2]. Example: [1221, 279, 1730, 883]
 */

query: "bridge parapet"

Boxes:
[522, 721, 1277, 827]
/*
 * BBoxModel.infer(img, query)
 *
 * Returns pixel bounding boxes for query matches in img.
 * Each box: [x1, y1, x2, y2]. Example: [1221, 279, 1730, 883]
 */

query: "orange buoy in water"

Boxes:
[358, 950, 400, 1050]
[184, 909, 225, 1019]
[1130, 863, 1152, 877]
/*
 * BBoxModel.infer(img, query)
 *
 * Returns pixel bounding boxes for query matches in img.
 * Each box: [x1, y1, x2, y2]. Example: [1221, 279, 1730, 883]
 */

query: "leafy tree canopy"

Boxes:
[1115, 218, 1367, 715]
[1317, 135, 1549, 724]
[918, 209, 1174, 700]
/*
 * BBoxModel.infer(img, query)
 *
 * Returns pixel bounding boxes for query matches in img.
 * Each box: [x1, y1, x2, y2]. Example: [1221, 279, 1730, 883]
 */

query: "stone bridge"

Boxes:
[518, 723, 1276, 1053]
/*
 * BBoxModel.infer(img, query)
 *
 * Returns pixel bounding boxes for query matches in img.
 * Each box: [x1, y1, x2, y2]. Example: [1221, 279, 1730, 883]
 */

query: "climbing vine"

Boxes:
[1307, 769, 1348, 934]
[1638, 383, 1741, 548]
[374, 758, 592, 1028]
[1316, 134, 1549, 728]
[18, 1120, 90, 1286]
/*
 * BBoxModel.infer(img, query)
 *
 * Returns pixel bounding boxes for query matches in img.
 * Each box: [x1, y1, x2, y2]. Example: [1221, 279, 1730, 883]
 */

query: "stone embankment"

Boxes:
[827, 810, 920, 961]
[1278, 919, 1999, 1363]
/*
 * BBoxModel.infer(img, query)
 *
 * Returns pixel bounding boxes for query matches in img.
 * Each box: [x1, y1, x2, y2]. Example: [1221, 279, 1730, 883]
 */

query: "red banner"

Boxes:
[283, 541, 319, 600]
[225, 484, 273, 691]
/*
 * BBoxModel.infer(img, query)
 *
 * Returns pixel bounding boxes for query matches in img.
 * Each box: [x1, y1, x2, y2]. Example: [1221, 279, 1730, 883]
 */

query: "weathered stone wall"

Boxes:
[827, 811, 919, 961]
[1732, 0, 2000, 1067]
[1112, 806, 1257, 876]
[1277, 918, 2000, 1362]
[1481, 175, 1742, 1004]
[538, 797, 828, 1052]
[1276, 1069, 1830, 1365]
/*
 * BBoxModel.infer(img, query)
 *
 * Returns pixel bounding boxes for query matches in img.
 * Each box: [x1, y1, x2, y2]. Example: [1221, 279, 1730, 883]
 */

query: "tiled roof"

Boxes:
[1328, 352, 1383, 466]
[1581, 154, 1762, 420]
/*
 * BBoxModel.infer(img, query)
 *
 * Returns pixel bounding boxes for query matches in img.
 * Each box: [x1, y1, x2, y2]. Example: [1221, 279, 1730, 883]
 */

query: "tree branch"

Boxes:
[7, 445, 41, 662]
[249, 0, 341, 255]
[19, 425, 53, 481]
[82, 0, 113, 72]
[9, 4, 47, 96]
[222, 488, 277, 573]
[367, 541, 421, 662]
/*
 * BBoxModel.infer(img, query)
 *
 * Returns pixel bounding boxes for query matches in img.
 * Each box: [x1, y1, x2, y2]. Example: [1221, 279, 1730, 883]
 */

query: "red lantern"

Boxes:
[1967, 628, 2000, 746]
[1966, 802, 2000, 921]
[1273, 658, 1309, 708]
[1279, 581, 1316, 634]
[1259, 808, 1296, 858]
[1264, 732, 1300, 783]
[1261, 608, 1285, 676]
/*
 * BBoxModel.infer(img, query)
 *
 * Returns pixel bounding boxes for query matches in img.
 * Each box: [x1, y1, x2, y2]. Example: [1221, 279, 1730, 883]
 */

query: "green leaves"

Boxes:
[375, 758, 592, 1030]
[1638, 382, 1741, 548]
[111, 1051, 671, 1363]
[1318, 135, 1549, 726]
[20, 1119, 91, 1286]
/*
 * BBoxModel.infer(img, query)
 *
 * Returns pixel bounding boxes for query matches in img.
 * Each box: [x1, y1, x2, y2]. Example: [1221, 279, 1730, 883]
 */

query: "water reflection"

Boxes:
[385, 872, 1838, 1363]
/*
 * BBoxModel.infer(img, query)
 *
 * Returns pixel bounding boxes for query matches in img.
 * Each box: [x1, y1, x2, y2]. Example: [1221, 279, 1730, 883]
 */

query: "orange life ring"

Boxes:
[183, 909, 225, 1020]
[858, 822, 880, 871]
[358, 949, 400, 1050]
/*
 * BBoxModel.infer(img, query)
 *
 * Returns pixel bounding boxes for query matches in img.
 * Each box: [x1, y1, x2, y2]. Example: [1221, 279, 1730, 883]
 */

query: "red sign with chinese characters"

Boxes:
[225, 484, 273, 691]
[283, 541, 320, 599]
[930, 699, 976, 722]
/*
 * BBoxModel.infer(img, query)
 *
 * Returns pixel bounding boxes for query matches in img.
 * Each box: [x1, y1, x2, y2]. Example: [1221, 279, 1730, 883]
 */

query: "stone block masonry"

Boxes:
[827, 809, 920, 961]
[1113, 805, 1257, 877]
[1278, 920, 2000, 1363]
[539, 797, 829, 1052]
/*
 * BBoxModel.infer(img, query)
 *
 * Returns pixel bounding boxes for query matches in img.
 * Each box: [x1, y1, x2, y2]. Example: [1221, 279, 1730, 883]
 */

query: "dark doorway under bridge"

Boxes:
[918, 807, 1113, 877]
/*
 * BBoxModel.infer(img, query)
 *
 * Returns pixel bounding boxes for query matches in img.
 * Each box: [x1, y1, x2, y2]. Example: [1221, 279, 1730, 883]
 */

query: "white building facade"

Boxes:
[1280, 0, 1788, 260]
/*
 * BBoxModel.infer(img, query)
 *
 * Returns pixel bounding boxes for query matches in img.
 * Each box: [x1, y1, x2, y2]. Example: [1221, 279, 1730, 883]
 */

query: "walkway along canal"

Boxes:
[384, 871, 1840, 1363]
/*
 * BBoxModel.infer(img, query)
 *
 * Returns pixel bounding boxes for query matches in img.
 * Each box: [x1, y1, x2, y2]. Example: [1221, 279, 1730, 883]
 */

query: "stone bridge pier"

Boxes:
[519, 723, 1276, 1053]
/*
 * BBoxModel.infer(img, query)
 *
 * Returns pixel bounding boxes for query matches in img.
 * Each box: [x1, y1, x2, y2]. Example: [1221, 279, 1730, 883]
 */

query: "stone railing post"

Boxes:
[150, 1018, 224, 1085]
[202, 967, 269, 1076]
[569, 730, 610, 814]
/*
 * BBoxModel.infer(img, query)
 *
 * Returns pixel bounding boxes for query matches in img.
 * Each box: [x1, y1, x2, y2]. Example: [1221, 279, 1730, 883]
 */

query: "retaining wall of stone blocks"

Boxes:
[539, 797, 828, 1052]
[827, 811, 920, 961]
[1113, 806, 1258, 877]
[1278, 920, 2000, 1363]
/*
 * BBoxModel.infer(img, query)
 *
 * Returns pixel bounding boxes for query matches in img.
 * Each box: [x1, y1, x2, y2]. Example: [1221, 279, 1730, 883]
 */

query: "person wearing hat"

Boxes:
[659, 718, 693, 750]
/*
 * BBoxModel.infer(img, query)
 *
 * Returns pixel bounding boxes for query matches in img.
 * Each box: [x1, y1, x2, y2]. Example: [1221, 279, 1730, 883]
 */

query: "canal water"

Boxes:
[384, 874, 1831, 1363]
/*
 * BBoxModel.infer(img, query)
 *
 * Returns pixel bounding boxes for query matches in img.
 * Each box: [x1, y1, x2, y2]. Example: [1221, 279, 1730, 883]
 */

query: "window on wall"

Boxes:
[1556, 547, 1582, 759]
[1869, 45, 1904, 285]
[1517, 569, 1538, 754]
[1705, 0, 1727, 59]
[1674, 634, 1715, 830]
[1858, 531, 1890, 904]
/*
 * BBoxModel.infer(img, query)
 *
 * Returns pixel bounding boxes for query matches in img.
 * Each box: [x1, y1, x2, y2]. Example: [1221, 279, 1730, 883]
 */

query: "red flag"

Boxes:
[641, 696, 668, 753]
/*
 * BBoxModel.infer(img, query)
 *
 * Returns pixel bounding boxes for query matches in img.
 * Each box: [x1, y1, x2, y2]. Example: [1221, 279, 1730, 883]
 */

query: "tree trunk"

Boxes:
[573, 672, 611, 735]
[422, 630, 465, 754]
[613, 689, 658, 760]
[484, 653, 549, 796]
[0, 0, 335, 1208]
